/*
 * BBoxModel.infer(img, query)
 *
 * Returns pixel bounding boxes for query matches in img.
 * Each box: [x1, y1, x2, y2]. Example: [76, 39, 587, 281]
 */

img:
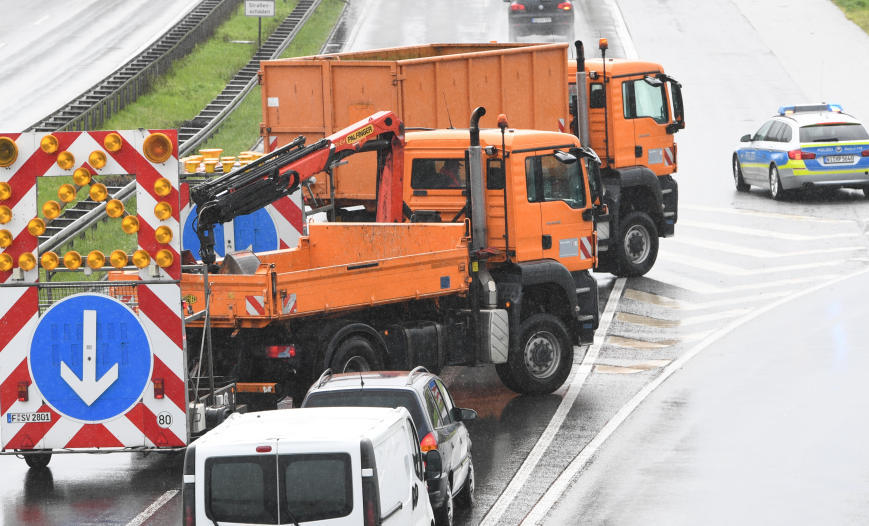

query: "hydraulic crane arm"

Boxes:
[191, 111, 405, 265]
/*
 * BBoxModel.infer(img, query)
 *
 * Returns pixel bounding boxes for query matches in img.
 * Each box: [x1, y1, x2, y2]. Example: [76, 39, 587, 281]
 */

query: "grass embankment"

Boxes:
[833, 0, 869, 32]
[39, 0, 344, 281]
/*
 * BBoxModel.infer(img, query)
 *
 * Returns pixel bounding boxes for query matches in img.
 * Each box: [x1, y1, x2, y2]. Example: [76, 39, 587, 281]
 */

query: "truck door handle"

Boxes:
[542, 235, 552, 250]
[635, 145, 643, 158]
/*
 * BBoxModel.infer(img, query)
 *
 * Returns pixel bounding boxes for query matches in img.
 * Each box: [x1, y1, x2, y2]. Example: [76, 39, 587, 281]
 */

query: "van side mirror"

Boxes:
[451, 407, 477, 422]
[425, 450, 443, 481]
[740, 134, 752, 143]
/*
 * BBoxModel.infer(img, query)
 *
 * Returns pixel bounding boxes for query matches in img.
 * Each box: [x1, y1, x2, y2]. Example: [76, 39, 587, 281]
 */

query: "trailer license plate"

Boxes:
[7, 412, 52, 424]
[531, 17, 552, 23]
[824, 155, 854, 164]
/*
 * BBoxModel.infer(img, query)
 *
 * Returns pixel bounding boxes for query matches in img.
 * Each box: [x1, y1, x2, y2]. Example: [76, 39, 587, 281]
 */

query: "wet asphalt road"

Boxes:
[4, 0, 869, 525]
[0, 0, 201, 131]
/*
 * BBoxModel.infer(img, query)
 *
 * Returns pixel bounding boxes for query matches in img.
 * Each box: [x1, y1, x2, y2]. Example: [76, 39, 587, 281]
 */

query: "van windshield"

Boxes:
[303, 389, 431, 436]
[206, 453, 352, 524]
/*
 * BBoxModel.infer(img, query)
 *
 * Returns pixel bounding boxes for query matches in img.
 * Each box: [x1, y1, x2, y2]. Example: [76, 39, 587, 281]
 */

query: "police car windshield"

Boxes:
[799, 123, 869, 143]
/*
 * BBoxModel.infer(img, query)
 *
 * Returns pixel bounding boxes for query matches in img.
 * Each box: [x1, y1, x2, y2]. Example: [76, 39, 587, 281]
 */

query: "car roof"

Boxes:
[309, 369, 435, 393]
[775, 108, 861, 127]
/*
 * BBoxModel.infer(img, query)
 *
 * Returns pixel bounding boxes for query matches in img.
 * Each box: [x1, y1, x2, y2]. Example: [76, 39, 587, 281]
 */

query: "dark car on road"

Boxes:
[506, 0, 575, 41]
[302, 367, 477, 526]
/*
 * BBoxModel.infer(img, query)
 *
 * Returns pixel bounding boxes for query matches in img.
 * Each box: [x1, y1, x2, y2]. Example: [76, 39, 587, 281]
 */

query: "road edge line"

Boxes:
[125, 489, 179, 526]
[520, 266, 869, 524]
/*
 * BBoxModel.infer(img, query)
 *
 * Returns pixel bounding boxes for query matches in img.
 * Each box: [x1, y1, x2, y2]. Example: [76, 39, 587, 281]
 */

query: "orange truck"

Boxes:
[0, 110, 602, 466]
[259, 40, 684, 276]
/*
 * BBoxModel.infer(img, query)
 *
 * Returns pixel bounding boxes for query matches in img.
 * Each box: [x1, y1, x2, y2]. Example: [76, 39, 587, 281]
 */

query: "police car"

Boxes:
[732, 104, 869, 199]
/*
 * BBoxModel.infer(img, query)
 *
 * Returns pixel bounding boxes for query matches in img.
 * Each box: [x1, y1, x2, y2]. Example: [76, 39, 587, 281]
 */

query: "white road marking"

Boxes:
[646, 268, 838, 294]
[615, 309, 748, 328]
[0, 42, 6, 50]
[125, 489, 179, 526]
[520, 267, 869, 525]
[681, 203, 857, 224]
[659, 251, 853, 276]
[623, 288, 791, 311]
[679, 219, 862, 240]
[671, 236, 868, 259]
[33, 15, 49, 26]
[603, 0, 638, 59]
[478, 278, 627, 526]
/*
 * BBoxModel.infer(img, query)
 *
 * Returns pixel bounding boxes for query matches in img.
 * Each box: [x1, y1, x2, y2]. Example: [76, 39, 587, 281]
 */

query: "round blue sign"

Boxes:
[29, 294, 153, 422]
[182, 204, 278, 258]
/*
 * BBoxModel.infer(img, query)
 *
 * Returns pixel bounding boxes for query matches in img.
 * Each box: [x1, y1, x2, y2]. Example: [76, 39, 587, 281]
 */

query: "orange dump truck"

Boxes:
[259, 40, 684, 276]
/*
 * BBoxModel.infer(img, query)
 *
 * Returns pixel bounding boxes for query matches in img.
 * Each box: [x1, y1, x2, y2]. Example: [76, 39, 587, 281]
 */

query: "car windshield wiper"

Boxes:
[285, 508, 300, 526]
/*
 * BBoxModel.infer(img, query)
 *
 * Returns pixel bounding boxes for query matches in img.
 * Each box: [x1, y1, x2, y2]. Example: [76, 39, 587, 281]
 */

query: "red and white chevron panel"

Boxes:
[0, 130, 186, 452]
[579, 235, 593, 260]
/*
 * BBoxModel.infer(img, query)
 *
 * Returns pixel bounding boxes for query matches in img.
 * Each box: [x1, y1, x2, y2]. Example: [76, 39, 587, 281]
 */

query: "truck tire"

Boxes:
[500, 314, 573, 395]
[24, 452, 51, 469]
[329, 335, 384, 373]
[614, 211, 658, 277]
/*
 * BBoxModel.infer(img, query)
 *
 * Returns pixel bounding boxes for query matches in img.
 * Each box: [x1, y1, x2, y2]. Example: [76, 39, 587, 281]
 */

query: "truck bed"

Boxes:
[182, 223, 470, 328]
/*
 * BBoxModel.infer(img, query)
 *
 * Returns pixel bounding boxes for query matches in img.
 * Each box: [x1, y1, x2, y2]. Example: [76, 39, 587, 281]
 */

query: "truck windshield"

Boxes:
[303, 389, 431, 436]
[205, 453, 352, 524]
[799, 123, 869, 143]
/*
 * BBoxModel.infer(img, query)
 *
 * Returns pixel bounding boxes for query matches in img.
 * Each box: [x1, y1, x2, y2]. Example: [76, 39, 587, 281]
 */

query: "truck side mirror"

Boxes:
[554, 150, 577, 164]
[740, 134, 752, 143]
[425, 450, 443, 481]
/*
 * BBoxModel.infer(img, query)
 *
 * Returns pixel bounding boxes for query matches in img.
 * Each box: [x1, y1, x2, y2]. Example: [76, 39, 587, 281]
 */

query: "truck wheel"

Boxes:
[502, 314, 573, 395]
[24, 452, 51, 469]
[435, 479, 454, 526]
[330, 335, 383, 373]
[614, 211, 658, 277]
[733, 155, 750, 192]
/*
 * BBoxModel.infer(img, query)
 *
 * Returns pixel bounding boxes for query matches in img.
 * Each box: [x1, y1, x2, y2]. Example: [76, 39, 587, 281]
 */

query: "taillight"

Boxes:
[363, 480, 377, 526]
[788, 149, 815, 160]
[558, 2, 572, 9]
[266, 345, 295, 358]
[862, 149, 869, 157]
[361, 439, 380, 526]
[510, 2, 526, 11]
[153, 378, 164, 399]
[183, 484, 196, 526]
[420, 432, 438, 453]
[256, 445, 272, 453]
[17, 382, 28, 402]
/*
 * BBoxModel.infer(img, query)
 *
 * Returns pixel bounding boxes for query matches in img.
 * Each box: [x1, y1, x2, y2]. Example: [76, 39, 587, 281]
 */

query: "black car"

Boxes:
[506, 0, 576, 41]
[302, 367, 477, 526]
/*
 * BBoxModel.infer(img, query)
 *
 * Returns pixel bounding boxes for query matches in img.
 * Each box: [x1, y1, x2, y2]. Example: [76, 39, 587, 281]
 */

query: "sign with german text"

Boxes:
[245, 0, 275, 17]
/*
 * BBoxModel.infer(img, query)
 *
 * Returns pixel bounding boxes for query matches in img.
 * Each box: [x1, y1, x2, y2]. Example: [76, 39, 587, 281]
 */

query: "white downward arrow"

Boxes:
[60, 310, 119, 406]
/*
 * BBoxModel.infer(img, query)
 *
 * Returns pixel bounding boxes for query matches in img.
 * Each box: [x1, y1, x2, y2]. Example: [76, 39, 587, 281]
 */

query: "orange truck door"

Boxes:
[524, 151, 595, 271]
[620, 75, 675, 175]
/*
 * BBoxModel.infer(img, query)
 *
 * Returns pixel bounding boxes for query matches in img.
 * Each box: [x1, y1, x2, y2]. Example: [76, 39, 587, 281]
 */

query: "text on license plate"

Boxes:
[531, 17, 552, 23]
[7, 412, 52, 424]
[824, 155, 854, 164]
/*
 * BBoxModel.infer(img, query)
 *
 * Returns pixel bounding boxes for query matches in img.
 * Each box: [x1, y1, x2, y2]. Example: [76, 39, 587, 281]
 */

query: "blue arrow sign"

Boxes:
[29, 294, 153, 422]
[183, 204, 278, 258]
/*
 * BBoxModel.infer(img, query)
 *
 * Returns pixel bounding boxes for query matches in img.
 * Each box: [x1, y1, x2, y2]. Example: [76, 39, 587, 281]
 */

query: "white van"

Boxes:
[182, 406, 438, 525]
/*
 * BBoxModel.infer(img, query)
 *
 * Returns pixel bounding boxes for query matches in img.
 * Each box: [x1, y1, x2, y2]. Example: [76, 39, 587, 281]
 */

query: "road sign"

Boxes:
[245, 0, 275, 17]
[29, 294, 153, 422]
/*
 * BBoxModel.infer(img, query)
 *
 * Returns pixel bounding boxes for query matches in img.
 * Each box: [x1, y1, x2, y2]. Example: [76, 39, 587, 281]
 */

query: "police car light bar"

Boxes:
[778, 103, 843, 115]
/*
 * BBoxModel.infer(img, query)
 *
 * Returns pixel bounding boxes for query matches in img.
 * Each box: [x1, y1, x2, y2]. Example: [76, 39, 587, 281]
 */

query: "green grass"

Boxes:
[101, 0, 302, 131]
[201, 0, 346, 155]
[833, 0, 869, 32]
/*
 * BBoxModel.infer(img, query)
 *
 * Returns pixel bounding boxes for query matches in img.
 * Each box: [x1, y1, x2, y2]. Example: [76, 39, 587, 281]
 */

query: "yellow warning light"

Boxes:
[0, 253, 12, 272]
[42, 200, 61, 220]
[0, 182, 10, 201]
[0, 229, 11, 248]
[110, 249, 128, 268]
[122, 215, 140, 234]
[57, 151, 75, 171]
[155, 249, 174, 268]
[89, 183, 108, 202]
[73, 167, 92, 186]
[199, 148, 222, 160]
[39, 135, 58, 154]
[599, 38, 609, 51]
[155, 225, 173, 244]
[154, 201, 173, 221]
[0, 205, 11, 224]
[104, 133, 123, 153]
[204, 160, 218, 173]
[58, 183, 77, 203]
[89, 150, 107, 170]
[153, 177, 172, 197]
[143, 132, 173, 163]
[27, 218, 45, 236]
[132, 249, 151, 268]
[41, 251, 59, 271]
[18, 252, 36, 271]
[0, 137, 18, 167]
[63, 250, 82, 270]
[106, 199, 125, 218]
[221, 157, 236, 172]
[87, 250, 105, 269]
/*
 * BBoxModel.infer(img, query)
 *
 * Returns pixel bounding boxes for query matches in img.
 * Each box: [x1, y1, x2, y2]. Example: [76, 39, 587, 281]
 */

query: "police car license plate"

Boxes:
[6, 412, 52, 424]
[531, 17, 552, 23]
[825, 155, 854, 164]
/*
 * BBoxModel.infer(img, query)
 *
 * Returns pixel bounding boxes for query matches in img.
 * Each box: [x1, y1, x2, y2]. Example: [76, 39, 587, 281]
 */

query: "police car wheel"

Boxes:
[769, 165, 785, 200]
[733, 156, 750, 192]
[861, 188, 869, 199]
